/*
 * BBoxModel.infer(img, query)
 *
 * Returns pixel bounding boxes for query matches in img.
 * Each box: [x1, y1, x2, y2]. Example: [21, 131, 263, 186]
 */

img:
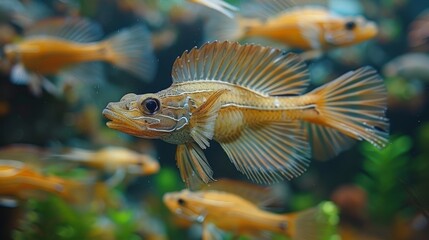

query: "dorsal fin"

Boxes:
[241, 0, 328, 19]
[25, 17, 103, 43]
[172, 41, 309, 96]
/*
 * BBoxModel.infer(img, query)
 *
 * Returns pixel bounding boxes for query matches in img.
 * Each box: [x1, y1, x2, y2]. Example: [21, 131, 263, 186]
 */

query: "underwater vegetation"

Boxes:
[0, 0, 428, 239]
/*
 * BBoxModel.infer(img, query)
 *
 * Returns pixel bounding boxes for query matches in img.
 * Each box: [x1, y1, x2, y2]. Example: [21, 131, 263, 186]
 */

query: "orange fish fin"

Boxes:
[285, 201, 338, 240]
[304, 122, 356, 161]
[25, 17, 103, 42]
[204, 179, 279, 208]
[172, 41, 309, 96]
[190, 89, 228, 149]
[176, 143, 214, 189]
[240, 0, 295, 18]
[103, 25, 156, 82]
[219, 120, 310, 184]
[307, 67, 389, 151]
[189, 0, 238, 18]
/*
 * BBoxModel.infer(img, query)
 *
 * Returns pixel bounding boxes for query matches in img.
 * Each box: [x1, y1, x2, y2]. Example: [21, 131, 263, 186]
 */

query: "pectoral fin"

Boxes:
[202, 223, 223, 240]
[190, 89, 228, 149]
[176, 143, 213, 189]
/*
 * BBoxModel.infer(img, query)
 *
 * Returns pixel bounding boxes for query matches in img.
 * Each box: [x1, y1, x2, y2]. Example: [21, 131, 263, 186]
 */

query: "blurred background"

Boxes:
[0, 0, 428, 239]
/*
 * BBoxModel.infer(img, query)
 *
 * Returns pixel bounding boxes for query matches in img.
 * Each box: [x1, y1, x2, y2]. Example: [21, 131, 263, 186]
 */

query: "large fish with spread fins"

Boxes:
[103, 41, 389, 188]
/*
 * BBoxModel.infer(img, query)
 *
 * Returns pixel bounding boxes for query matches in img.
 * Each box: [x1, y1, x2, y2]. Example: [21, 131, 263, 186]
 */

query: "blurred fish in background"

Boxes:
[408, 10, 429, 52]
[202, 0, 378, 59]
[2, 17, 155, 96]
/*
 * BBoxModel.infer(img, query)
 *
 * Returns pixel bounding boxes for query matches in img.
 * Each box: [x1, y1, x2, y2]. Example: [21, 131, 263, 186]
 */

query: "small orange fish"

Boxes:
[53, 146, 160, 176]
[205, 0, 377, 57]
[163, 180, 338, 240]
[103, 41, 388, 188]
[4, 17, 155, 95]
[0, 159, 84, 202]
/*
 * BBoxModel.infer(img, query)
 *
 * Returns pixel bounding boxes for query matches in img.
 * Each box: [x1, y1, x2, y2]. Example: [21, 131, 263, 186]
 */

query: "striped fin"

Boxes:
[307, 67, 389, 152]
[219, 120, 310, 184]
[25, 17, 103, 43]
[188, 0, 238, 18]
[172, 41, 309, 96]
[176, 143, 214, 189]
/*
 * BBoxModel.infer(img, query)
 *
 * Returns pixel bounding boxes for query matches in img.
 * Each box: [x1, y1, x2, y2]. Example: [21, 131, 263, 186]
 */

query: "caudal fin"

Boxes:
[287, 202, 339, 240]
[305, 67, 389, 160]
[204, 12, 249, 42]
[103, 25, 156, 82]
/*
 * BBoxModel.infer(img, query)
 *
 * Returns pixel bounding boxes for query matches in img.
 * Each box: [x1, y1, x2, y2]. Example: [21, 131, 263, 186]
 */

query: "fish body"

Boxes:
[163, 186, 337, 239]
[4, 17, 155, 95]
[54, 147, 160, 175]
[5, 38, 106, 75]
[205, 0, 378, 55]
[104, 41, 389, 187]
[244, 7, 377, 50]
[0, 159, 75, 200]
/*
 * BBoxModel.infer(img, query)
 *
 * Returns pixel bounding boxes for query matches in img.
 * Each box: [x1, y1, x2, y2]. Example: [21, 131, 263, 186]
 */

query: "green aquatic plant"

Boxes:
[355, 135, 412, 224]
[13, 196, 96, 240]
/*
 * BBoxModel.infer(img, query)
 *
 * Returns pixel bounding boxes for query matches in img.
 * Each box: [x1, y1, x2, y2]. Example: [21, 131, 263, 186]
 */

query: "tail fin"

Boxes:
[304, 67, 389, 160]
[287, 201, 339, 240]
[103, 25, 156, 82]
[205, 13, 254, 42]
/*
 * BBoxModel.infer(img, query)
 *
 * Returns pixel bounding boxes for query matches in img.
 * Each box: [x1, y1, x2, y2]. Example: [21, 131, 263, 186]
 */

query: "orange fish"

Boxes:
[163, 180, 338, 240]
[205, 0, 377, 58]
[0, 159, 86, 202]
[53, 146, 160, 176]
[4, 17, 155, 95]
[103, 41, 389, 188]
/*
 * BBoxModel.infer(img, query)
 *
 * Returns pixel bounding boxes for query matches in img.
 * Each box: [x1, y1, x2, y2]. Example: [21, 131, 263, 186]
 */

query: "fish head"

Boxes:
[324, 16, 378, 46]
[163, 190, 211, 222]
[103, 92, 191, 140]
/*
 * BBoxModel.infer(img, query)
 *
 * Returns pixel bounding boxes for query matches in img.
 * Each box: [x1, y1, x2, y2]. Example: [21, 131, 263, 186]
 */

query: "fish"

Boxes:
[52, 146, 160, 176]
[103, 41, 389, 188]
[383, 53, 429, 81]
[0, 159, 86, 202]
[186, 0, 238, 18]
[205, 0, 378, 59]
[4, 17, 155, 96]
[163, 180, 338, 240]
[408, 10, 429, 51]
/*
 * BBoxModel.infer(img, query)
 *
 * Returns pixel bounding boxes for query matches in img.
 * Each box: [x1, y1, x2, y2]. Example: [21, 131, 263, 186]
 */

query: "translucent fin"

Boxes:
[10, 64, 31, 85]
[204, 13, 244, 42]
[189, 0, 238, 18]
[176, 143, 214, 189]
[190, 89, 228, 149]
[172, 41, 309, 96]
[204, 179, 278, 208]
[25, 17, 103, 43]
[202, 223, 224, 240]
[103, 25, 156, 82]
[58, 62, 105, 86]
[240, 0, 295, 18]
[287, 201, 339, 240]
[304, 123, 355, 161]
[306, 67, 389, 151]
[219, 120, 310, 184]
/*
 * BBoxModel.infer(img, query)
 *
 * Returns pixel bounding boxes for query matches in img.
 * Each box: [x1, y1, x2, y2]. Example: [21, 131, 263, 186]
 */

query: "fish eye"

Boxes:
[141, 98, 160, 115]
[177, 198, 186, 206]
[345, 21, 356, 31]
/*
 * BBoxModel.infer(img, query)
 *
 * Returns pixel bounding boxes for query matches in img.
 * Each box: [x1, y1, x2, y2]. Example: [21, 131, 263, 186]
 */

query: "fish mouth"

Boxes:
[102, 103, 145, 135]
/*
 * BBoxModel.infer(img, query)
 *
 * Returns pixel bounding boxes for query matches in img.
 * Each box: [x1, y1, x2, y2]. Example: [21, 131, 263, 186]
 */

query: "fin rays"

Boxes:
[172, 41, 309, 96]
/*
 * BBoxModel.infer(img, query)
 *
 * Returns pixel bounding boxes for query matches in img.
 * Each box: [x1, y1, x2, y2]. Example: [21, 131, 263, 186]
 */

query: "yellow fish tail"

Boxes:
[102, 25, 156, 82]
[304, 67, 389, 160]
